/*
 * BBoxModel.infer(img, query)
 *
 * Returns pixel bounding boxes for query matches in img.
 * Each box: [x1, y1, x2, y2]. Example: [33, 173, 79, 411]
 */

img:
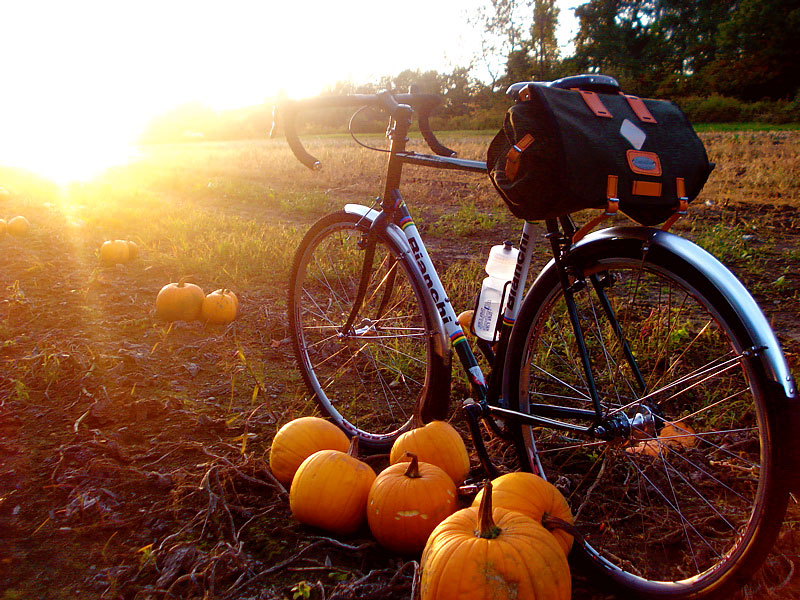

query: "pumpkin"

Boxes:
[99, 239, 131, 265]
[126, 240, 139, 260]
[269, 416, 350, 486]
[456, 310, 475, 336]
[389, 415, 470, 485]
[472, 472, 574, 555]
[201, 288, 239, 325]
[7, 216, 30, 236]
[290, 438, 376, 535]
[0, 218, 6, 235]
[367, 452, 457, 555]
[626, 420, 696, 457]
[421, 479, 571, 600]
[155, 278, 205, 322]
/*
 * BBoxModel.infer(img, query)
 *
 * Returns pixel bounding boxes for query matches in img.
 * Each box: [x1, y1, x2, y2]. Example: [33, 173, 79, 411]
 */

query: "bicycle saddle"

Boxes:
[506, 74, 621, 100]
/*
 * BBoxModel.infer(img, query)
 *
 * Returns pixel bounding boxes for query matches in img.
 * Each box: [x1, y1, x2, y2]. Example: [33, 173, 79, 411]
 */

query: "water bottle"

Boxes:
[473, 241, 519, 341]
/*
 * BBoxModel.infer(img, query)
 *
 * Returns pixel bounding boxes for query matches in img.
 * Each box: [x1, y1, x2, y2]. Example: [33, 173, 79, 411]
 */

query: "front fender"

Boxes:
[344, 204, 452, 421]
[573, 226, 796, 400]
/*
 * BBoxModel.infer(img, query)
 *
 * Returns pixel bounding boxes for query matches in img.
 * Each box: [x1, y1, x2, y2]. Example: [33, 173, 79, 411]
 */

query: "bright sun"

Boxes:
[0, 0, 536, 184]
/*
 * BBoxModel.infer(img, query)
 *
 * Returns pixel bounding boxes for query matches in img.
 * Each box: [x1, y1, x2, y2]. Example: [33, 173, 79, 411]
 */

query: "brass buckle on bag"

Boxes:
[505, 134, 535, 181]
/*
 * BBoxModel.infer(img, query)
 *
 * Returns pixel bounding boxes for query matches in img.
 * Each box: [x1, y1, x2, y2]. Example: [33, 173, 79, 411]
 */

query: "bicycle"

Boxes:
[277, 75, 799, 599]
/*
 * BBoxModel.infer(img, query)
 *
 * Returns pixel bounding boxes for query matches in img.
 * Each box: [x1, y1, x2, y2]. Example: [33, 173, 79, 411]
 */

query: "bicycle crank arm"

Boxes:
[462, 400, 500, 479]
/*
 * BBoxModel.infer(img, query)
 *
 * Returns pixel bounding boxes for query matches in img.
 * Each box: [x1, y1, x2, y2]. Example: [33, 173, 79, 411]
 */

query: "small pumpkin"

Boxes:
[290, 438, 376, 535]
[201, 288, 239, 325]
[7, 216, 30, 236]
[155, 278, 205, 322]
[367, 452, 457, 555]
[99, 239, 131, 265]
[269, 416, 350, 486]
[626, 420, 696, 457]
[389, 409, 470, 484]
[456, 310, 475, 337]
[421, 479, 571, 600]
[472, 472, 574, 555]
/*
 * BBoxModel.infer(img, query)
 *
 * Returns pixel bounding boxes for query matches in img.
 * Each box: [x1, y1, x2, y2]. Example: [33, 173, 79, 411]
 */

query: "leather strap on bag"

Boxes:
[505, 134, 535, 181]
[573, 175, 620, 243]
[661, 177, 689, 231]
[624, 94, 657, 124]
[575, 89, 613, 118]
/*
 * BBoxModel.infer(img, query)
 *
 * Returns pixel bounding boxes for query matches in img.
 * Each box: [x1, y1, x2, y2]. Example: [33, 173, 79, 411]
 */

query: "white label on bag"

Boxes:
[620, 118, 646, 150]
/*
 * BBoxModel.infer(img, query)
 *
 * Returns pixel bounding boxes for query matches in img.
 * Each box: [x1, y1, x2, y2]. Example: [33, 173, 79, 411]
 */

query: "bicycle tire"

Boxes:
[289, 211, 440, 450]
[503, 228, 790, 598]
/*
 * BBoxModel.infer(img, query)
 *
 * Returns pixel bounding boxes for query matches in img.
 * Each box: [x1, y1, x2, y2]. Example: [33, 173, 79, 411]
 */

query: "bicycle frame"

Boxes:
[343, 104, 624, 474]
[286, 92, 798, 479]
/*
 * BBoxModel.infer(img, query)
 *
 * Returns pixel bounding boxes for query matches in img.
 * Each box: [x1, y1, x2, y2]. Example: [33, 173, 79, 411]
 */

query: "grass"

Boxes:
[695, 122, 800, 132]
[0, 128, 798, 598]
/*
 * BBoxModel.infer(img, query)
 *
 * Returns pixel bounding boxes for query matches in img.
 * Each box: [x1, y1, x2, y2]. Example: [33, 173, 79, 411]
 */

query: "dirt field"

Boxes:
[1, 131, 799, 599]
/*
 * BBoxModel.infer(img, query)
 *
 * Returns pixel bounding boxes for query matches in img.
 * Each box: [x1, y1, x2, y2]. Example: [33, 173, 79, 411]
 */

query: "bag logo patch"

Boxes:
[627, 150, 663, 176]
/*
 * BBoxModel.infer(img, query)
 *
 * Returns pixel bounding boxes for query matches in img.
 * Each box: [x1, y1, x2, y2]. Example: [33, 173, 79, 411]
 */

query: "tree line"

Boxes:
[141, 0, 800, 142]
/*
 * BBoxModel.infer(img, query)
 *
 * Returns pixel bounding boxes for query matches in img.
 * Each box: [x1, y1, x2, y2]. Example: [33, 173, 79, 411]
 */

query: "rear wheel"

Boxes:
[289, 211, 437, 450]
[504, 241, 789, 597]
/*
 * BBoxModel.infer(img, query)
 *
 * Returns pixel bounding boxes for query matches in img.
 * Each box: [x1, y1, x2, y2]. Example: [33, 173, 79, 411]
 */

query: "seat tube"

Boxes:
[488, 221, 538, 407]
[545, 220, 604, 418]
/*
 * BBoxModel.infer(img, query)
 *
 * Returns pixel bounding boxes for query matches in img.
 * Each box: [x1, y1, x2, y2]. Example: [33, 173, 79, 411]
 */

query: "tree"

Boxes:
[472, 0, 562, 86]
[530, 0, 560, 81]
[704, 0, 800, 99]
[573, 0, 665, 94]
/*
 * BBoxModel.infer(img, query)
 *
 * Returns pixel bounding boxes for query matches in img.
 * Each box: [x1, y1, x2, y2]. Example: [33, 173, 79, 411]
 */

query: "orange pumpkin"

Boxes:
[390, 419, 470, 485]
[269, 416, 350, 486]
[626, 420, 696, 457]
[290, 438, 376, 535]
[155, 278, 205, 322]
[367, 453, 457, 555]
[201, 288, 239, 325]
[456, 310, 475, 337]
[7, 216, 30, 236]
[472, 472, 574, 555]
[126, 240, 139, 260]
[421, 480, 571, 600]
[99, 239, 131, 265]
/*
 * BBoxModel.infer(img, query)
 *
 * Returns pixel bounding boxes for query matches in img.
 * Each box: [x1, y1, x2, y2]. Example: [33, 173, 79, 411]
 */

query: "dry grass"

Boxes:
[0, 129, 798, 599]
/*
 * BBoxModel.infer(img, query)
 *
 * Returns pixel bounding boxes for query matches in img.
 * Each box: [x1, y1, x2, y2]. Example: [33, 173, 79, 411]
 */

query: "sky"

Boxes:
[0, 0, 581, 181]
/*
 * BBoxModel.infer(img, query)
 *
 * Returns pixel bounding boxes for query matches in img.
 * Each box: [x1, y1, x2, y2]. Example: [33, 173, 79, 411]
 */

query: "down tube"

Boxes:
[395, 201, 489, 401]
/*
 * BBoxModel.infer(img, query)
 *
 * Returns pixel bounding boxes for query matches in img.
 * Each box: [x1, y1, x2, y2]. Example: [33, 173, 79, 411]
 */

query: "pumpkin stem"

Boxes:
[476, 479, 502, 539]
[542, 513, 583, 546]
[404, 452, 422, 479]
[347, 436, 359, 458]
[177, 276, 192, 287]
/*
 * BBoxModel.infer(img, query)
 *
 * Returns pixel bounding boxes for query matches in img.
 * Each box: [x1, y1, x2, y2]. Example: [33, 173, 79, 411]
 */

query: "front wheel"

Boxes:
[288, 211, 438, 450]
[504, 231, 790, 598]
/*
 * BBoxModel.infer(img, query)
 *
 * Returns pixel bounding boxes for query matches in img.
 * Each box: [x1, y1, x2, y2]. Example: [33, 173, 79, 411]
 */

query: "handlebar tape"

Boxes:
[418, 112, 456, 157]
[278, 91, 458, 169]
[281, 105, 321, 170]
